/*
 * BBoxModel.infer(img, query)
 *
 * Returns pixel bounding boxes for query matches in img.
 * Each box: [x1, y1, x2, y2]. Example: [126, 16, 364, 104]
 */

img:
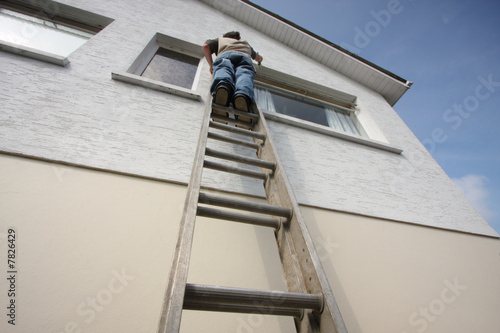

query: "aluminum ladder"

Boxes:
[157, 94, 347, 333]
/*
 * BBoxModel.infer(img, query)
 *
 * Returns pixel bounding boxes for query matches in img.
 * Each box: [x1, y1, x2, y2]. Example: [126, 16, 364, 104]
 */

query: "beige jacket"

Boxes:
[217, 37, 255, 59]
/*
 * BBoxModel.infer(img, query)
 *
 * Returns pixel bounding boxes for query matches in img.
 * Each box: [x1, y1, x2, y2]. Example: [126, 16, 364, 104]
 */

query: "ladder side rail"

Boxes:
[156, 95, 213, 333]
[252, 105, 348, 333]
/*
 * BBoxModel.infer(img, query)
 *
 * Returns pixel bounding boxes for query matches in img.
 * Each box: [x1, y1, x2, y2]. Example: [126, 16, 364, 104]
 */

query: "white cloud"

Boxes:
[453, 174, 495, 220]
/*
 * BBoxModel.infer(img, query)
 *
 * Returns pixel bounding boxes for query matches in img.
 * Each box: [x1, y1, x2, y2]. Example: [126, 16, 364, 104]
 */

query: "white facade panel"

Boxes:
[0, 0, 496, 237]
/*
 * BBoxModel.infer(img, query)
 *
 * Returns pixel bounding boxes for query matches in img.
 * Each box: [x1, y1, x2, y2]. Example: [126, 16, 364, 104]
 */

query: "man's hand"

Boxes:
[255, 53, 263, 65]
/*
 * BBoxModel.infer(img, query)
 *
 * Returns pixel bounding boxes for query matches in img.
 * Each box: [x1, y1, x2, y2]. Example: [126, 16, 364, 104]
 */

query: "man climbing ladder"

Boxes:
[203, 31, 263, 116]
[156, 31, 347, 333]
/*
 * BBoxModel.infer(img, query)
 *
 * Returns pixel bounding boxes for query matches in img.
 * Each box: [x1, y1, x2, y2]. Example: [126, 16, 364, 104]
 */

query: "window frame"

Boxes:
[0, 0, 112, 66]
[112, 33, 203, 101]
[254, 68, 403, 154]
[255, 81, 364, 136]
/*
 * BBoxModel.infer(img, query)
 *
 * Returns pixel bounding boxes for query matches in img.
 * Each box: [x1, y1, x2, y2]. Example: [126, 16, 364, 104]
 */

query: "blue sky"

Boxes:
[250, 0, 500, 234]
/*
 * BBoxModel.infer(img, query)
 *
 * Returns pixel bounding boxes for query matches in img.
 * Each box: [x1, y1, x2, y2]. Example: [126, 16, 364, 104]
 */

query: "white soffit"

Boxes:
[199, 0, 412, 106]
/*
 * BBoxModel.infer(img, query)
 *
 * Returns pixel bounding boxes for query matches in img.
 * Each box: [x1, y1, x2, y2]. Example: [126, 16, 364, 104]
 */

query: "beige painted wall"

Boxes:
[302, 207, 500, 333]
[0, 154, 294, 332]
[1, 153, 499, 332]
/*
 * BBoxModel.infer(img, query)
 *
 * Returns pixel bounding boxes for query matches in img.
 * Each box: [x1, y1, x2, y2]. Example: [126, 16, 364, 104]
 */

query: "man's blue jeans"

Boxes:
[211, 51, 256, 102]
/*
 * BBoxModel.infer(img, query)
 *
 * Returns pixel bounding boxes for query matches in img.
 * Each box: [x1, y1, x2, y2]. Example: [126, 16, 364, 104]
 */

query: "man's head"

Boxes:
[223, 31, 241, 40]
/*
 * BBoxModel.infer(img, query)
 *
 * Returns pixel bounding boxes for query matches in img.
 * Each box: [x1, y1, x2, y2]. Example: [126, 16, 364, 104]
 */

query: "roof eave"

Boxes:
[199, 0, 412, 106]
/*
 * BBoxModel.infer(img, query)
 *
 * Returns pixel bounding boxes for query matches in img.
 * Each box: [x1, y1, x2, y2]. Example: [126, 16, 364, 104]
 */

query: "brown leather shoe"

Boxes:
[214, 86, 230, 107]
[233, 94, 249, 112]
[233, 94, 253, 127]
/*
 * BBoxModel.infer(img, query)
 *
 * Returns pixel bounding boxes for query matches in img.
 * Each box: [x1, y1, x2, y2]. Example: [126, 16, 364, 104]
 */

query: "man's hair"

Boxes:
[223, 31, 241, 40]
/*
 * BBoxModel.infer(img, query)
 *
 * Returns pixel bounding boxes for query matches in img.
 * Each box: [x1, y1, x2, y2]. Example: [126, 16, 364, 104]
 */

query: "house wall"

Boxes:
[1, 154, 499, 333]
[0, 154, 295, 332]
[0, 0, 495, 237]
[302, 206, 500, 333]
[1, 0, 500, 332]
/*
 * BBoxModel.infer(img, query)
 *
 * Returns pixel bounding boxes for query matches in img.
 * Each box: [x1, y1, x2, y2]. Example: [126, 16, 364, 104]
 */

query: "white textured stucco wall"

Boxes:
[0, 0, 497, 237]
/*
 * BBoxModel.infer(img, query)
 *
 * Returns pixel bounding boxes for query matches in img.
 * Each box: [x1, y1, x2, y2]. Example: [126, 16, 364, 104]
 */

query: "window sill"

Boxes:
[111, 71, 202, 101]
[0, 41, 69, 66]
[263, 111, 403, 154]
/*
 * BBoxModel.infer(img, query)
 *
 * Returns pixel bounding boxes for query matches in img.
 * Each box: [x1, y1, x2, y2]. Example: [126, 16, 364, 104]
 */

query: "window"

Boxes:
[253, 68, 402, 153]
[141, 47, 200, 89]
[0, 1, 112, 66]
[255, 84, 360, 136]
[112, 33, 203, 101]
[0, 8, 91, 57]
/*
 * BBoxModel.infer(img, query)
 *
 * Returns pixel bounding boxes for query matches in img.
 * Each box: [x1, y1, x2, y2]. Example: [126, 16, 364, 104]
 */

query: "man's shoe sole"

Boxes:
[233, 95, 248, 112]
[212, 87, 230, 124]
[214, 87, 230, 107]
[234, 95, 252, 125]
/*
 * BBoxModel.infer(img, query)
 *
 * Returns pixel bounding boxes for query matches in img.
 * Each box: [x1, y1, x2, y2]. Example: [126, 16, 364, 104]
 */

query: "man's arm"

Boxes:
[202, 43, 214, 74]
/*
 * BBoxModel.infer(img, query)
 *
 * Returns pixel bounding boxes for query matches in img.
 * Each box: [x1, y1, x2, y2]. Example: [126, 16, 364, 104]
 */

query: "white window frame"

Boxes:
[254, 67, 402, 154]
[112, 33, 203, 101]
[0, 1, 112, 66]
[255, 82, 364, 136]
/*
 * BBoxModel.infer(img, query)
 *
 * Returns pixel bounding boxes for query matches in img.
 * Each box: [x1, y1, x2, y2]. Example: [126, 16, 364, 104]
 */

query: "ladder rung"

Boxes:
[184, 284, 323, 314]
[184, 300, 303, 317]
[212, 104, 260, 121]
[209, 121, 266, 141]
[205, 147, 275, 170]
[207, 132, 260, 150]
[199, 192, 292, 219]
[203, 160, 268, 180]
[197, 206, 281, 229]
[211, 114, 254, 129]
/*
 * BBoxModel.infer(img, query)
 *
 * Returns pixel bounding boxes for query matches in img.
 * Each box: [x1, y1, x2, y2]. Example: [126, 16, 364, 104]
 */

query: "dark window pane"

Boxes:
[141, 48, 199, 89]
[270, 90, 329, 126]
